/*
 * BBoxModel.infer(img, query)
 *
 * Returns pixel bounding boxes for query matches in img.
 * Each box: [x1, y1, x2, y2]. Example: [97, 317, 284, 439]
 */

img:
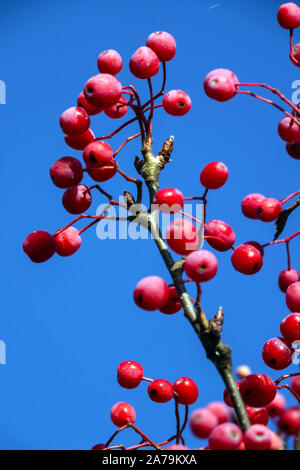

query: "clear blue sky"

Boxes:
[1, 0, 300, 449]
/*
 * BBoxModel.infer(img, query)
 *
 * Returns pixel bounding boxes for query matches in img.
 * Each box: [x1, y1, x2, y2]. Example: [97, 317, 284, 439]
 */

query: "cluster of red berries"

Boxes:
[23, 30, 192, 263]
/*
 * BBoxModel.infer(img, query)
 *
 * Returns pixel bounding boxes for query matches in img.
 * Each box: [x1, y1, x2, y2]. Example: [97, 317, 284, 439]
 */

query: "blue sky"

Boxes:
[1, 0, 300, 449]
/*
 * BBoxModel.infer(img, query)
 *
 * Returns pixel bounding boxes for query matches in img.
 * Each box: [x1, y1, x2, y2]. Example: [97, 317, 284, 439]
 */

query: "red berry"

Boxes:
[204, 69, 238, 102]
[266, 392, 286, 417]
[110, 402, 136, 427]
[165, 444, 189, 450]
[277, 2, 300, 29]
[279, 269, 300, 293]
[257, 197, 282, 222]
[55, 227, 82, 257]
[148, 379, 174, 403]
[208, 423, 243, 450]
[133, 276, 169, 311]
[231, 244, 263, 275]
[243, 424, 272, 450]
[146, 31, 176, 62]
[50, 157, 83, 188]
[286, 140, 300, 159]
[173, 377, 198, 405]
[64, 128, 95, 151]
[245, 406, 269, 425]
[244, 241, 264, 257]
[206, 401, 231, 424]
[200, 161, 228, 189]
[84, 74, 122, 107]
[104, 96, 128, 119]
[189, 409, 218, 438]
[278, 116, 300, 142]
[23, 231, 56, 263]
[280, 312, 300, 342]
[239, 374, 276, 407]
[77, 91, 103, 116]
[159, 286, 182, 314]
[97, 49, 122, 75]
[184, 250, 218, 282]
[162, 90, 191, 116]
[223, 383, 240, 408]
[83, 141, 114, 165]
[270, 431, 283, 450]
[165, 219, 199, 255]
[241, 193, 266, 219]
[87, 160, 117, 182]
[153, 188, 184, 213]
[91, 443, 106, 450]
[204, 220, 235, 252]
[278, 407, 300, 435]
[62, 184, 92, 214]
[59, 106, 90, 136]
[262, 336, 294, 370]
[129, 46, 160, 79]
[286, 281, 300, 311]
[117, 360, 144, 389]
[291, 375, 300, 395]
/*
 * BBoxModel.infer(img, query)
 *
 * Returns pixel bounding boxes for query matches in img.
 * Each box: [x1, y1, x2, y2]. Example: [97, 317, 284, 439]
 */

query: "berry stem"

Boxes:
[104, 424, 128, 447]
[113, 132, 141, 158]
[179, 210, 204, 225]
[128, 423, 161, 450]
[286, 241, 291, 270]
[280, 190, 300, 205]
[142, 62, 167, 110]
[263, 230, 300, 247]
[274, 372, 300, 385]
[174, 397, 181, 444]
[289, 28, 300, 67]
[95, 116, 139, 141]
[276, 384, 300, 405]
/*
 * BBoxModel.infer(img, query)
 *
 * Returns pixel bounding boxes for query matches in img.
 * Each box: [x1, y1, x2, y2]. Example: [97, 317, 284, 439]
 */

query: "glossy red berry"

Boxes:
[278, 269, 300, 293]
[223, 383, 240, 408]
[104, 96, 128, 119]
[241, 193, 266, 219]
[262, 337, 294, 370]
[204, 69, 238, 102]
[84, 74, 122, 107]
[110, 402, 136, 427]
[291, 375, 300, 395]
[165, 444, 189, 450]
[153, 188, 184, 213]
[77, 91, 103, 116]
[257, 198, 282, 222]
[245, 406, 269, 425]
[266, 392, 286, 417]
[231, 244, 263, 275]
[206, 402, 231, 424]
[62, 184, 92, 214]
[204, 220, 235, 252]
[278, 116, 300, 142]
[23, 231, 56, 263]
[147, 379, 174, 403]
[97, 49, 122, 75]
[146, 31, 176, 62]
[286, 281, 300, 311]
[117, 360, 144, 389]
[208, 423, 243, 450]
[286, 140, 300, 159]
[239, 374, 276, 407]
[91, 443, 106, 450]
[278, 407, 300, 435]
[50, 157, 83, 188]
[129, 47, 160, 79]
[83, 141, 114, 165]
[64, 128, 95, 151]
[133, 276, 169, 311]
[277, 2, 300, 29]
[244, 424, 272, 450]
[159, 286, 182, 314]
[59, 106, 90, 136]
[55, 227, 82, 257]
[280, 312, 300, 342]
[200, 161, 228, 189]
[270, 431, 283, 450]
[244, 241, 264, 257]
[184, 250, 218, 282]
[173, 377, 198, 405]
[165, 219, 199, 255]
[189, 408, 218, 438]
[87, 160, 117, 182]
[162, 90, 191, 116]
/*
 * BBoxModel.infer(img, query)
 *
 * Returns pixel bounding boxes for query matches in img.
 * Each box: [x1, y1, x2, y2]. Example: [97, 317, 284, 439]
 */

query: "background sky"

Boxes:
[1, 0, 300, 450]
